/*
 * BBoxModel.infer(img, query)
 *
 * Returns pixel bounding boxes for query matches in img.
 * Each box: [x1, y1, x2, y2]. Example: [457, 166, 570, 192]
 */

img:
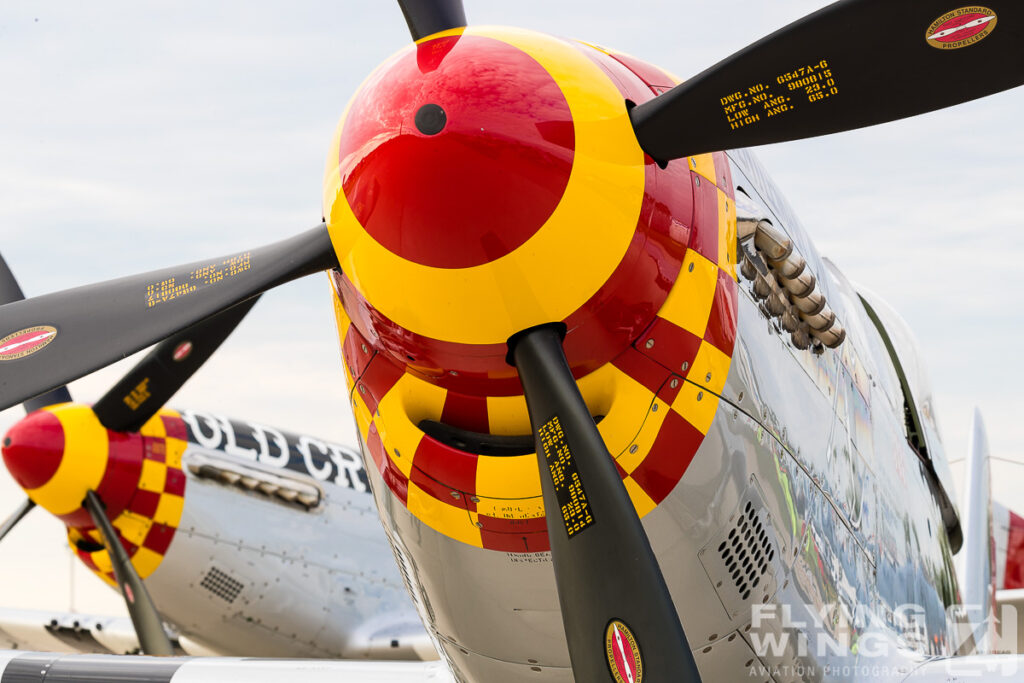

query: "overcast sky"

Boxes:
[1, 0, 1022, 618]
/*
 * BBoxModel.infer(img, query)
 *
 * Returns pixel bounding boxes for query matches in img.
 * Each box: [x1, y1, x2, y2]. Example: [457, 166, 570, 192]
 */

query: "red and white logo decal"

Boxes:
[926, 7, 997, 49]
[605, 620, 643, 683]
[0, 326, 58, 361]
[172, 340, 193, 362]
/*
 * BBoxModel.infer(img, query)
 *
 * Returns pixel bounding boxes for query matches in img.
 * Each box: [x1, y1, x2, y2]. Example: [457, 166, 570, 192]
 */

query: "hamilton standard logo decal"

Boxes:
[0, 326, 58, 361]
[605, 620, 643, 683]
[926, 7, 997, 49]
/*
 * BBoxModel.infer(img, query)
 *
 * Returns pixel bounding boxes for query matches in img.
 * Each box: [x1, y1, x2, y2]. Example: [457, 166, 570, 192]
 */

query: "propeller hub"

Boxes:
[325, 27, 678, 391]
[2, 405, 144, 527]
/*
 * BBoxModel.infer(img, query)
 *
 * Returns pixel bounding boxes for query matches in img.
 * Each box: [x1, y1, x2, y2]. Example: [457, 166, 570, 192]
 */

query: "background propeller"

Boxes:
[0, 224, 336, 413]
[510, 326, 701, 682]
[630, 0, 1024, 160]
[83, 491, 174, 656]
[0, 252, 275, 655]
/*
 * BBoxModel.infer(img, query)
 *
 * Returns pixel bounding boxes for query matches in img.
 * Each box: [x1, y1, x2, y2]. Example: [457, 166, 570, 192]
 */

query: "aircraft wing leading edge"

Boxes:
[0, 651, 455, 682]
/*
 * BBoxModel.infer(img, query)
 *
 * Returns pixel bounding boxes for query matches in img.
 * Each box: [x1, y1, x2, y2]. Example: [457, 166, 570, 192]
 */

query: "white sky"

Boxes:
[0, 1, 1022, 619]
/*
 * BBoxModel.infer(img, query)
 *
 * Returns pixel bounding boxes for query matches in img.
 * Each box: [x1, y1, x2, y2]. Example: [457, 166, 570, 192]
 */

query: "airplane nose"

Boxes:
[1, 405, 136, 528]
[2, 409, 65, 490]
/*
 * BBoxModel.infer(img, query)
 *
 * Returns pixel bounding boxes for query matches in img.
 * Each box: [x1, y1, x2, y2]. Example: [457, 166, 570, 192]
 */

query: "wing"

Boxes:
[0, 651, 454, 682]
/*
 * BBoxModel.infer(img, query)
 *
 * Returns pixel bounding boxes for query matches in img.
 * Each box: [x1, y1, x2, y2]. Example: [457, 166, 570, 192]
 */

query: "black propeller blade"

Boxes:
[510, 326, 701, 682]
[0, 499, 36, 544]
[397, 0, 467, 41]
[631, 0, 1024, 160]
[84, 491, 174, 656]
[0, 224, 337, 413]
[91, 297, 261, 433]
[0, 254, 73, 412]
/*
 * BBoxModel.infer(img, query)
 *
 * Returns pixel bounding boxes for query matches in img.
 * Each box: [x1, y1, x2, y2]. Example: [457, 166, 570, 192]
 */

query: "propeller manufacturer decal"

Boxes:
[0, 325, 57, 361]
[926, 7, 997, 49]
[605, 620, 643, 683]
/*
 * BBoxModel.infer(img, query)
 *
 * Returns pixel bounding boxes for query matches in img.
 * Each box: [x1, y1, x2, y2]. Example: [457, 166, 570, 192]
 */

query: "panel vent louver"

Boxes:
[718, 500, 776, 601]
[200, 566, 245, 603]
[699, 483, 787, 620]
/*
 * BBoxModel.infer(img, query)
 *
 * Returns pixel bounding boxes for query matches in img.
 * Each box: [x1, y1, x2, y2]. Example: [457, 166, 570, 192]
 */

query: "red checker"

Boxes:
[410, 466, 468, 510]
[712, 152, 735, 199]
[127, 489, 160, 519]
[141, 522, 176, 556]
[656, 374, 685, 406]
[704, 271, 739, 357]
[412, 437, 478, 495]
[338, 34, 574, 269]
[613, 345, 672, 396]
[161, 416, 188, 441]
[440, 391, 490, 435]
[342, 322, 374, 382]
[1006, 510, 1024, 589]
[366, 423, 386, 471]
[2, 410, 65, 490]
[95, 429, 144, 520]
[629, 410, 704, 504]
[690, 173, 721, 263]
[143, 437, 166, 463]
[358, 355, 404, 416]
[164, 468, 186, 497]
[635, 317, 702, 378]
[476, 514, 548, 535]
[381, 458, 409, 507]
[75, 548, 99, 571]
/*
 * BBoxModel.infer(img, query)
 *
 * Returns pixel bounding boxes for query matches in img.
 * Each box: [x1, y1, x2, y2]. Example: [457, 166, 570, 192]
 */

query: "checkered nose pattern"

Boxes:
[2, 404, 150, 528]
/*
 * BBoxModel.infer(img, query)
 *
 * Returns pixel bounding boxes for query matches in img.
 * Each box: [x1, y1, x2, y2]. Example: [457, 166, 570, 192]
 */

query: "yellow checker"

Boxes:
[90, 549, 114, 575]
[28, 405, 107, 515]
[594, 366, 657, 460]
[485, 394, 531, 436]
[376, 373, 445, 479]
[407, 483, 482, 548]
[114, 511, 152, 546]
[131, 547, 165, 579]
[326, 26, 646, 345]
[690, 341, 731, 395]
[351, 390, 374, 442]
[657, 251, 718, 337]
[476, 454, 542, 500]
[139, 413, 166, 439]
[691, 154, 717, 185]
[472, 496, 545, 522]
[671, 382, 721, 435]
[623, 477, 657, 518]
[615, 398, 670, 474]
[154, 494, 185, 526]
[718, 189, 737, 281]
[138, 460, 167, 493]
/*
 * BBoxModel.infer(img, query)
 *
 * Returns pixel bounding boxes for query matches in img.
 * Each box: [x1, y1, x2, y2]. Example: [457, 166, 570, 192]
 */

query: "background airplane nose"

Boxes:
[2, 409, 65, 491]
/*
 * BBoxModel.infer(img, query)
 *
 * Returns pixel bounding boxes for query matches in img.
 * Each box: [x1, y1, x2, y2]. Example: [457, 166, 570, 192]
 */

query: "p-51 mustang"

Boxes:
[0, 0, 1022, 681]
[0, 297, 434, 661]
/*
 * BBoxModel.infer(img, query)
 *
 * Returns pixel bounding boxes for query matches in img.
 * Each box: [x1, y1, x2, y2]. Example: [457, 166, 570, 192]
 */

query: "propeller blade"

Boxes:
[0, 224, 337, 413]
[510, 326, 701, 682]
[1, 254, 75, 412]
[83, 490, 174, 656]
[0, 253, 26, 306]
[630, 0, 1024, 160]
[0, 498, 36, 544]
[91, 297, 260, 433]
[397, 0, 467, 41]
